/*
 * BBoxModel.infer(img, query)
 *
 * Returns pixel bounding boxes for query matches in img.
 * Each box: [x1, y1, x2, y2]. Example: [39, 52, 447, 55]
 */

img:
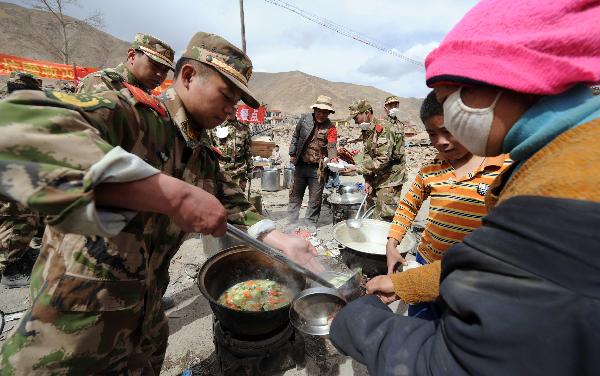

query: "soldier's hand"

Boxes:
[289, 156, 297, 165]
[386, 238, 407, 274]
[169, 182, 228, 236]
[365, 182, 373, 195]
[261, 230, 324, 273]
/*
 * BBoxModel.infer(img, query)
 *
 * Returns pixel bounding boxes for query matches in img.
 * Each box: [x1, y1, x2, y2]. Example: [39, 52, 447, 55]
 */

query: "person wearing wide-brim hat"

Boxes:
[287, 94, 338, 226]
[77, 33, 175, 94]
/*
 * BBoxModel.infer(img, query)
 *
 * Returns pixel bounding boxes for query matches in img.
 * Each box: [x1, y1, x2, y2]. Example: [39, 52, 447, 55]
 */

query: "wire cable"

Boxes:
[263, 0, 424, 68]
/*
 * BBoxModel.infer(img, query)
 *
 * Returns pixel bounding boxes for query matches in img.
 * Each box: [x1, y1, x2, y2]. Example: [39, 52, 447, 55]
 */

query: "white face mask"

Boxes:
[358, 122, 371, 131]
[443, 87, 502, 156]
[215, 126, 229, 139]
[388, 107, 400, 118]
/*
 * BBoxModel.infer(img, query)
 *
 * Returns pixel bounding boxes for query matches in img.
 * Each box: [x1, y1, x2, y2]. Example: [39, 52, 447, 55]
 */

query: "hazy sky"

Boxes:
[10, 0, 478, 98]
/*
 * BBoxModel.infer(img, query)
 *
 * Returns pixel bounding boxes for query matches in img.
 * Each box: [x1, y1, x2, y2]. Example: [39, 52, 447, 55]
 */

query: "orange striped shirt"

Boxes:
[388, 155, 512, 263]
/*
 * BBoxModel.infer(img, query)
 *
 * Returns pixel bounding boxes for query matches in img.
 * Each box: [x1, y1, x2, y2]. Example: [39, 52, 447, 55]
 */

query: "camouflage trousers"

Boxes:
[369, 185, 403, 222]
[0, 229, 171, 375]
[0, 202, 42, 273]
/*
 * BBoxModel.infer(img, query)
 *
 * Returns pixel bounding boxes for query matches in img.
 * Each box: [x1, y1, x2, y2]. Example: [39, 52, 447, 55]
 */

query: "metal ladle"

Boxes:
[346, 193, 368, 229]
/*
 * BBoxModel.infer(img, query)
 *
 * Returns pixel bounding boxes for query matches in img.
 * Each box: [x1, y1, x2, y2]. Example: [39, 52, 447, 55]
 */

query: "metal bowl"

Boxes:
[290, 287, 347, 336]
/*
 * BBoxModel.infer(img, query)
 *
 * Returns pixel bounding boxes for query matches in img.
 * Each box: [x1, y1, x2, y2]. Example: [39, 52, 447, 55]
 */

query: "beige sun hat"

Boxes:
[311, 95, 335, 113]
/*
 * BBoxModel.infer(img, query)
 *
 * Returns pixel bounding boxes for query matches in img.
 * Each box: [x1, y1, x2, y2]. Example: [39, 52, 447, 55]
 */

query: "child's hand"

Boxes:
[386, 238, 407, 274]
[366, 275, 399, 304]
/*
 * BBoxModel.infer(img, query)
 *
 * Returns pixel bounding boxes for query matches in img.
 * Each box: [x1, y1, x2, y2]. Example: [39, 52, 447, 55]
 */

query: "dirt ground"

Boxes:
[0, 142, 435, 375]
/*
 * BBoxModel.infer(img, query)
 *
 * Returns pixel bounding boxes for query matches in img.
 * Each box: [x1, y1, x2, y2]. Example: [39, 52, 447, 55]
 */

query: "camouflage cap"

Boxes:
[7, 71, 42, 93]
[131, 33, 175, 70]
[348, 99, 373, 118]
[384, 95, 400, 105]
[182, 32, 259, 109]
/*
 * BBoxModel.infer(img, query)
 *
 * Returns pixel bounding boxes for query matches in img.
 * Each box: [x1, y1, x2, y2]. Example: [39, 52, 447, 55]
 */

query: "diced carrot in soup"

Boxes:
[217, 279, 292, 312]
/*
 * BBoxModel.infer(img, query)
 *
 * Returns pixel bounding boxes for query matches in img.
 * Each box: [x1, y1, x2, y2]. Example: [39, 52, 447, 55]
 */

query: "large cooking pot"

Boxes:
[261, 168, 280, 191]
[201, 233, 243, 256]
[327, 191, 366, 224]
[333, 219, 417, 276]
[197, 245, 306, 338]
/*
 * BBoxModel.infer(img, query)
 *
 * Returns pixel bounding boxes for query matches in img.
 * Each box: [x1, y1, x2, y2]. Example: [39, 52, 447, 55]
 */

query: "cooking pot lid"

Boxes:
[337, 184, 360, 195]
[327, 192, 365, 205]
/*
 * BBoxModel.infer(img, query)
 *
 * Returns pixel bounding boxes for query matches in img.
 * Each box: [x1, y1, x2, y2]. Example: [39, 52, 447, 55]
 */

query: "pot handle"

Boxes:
[361, 205, 376, 219]
[226, 223, 335, 288]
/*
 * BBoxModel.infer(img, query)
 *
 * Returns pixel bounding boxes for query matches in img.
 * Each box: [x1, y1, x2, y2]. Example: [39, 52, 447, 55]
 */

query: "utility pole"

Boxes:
[239, 0, 247, 53]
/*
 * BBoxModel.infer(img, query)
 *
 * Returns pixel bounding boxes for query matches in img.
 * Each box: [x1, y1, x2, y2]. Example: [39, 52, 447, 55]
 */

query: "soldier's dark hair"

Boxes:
[174, 57, 215, 79]
[420, 90, 443, 122]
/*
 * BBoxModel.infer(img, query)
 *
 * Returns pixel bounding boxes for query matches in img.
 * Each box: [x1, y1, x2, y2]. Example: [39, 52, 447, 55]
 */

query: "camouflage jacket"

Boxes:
[211, 119, 252, 181]
[358, 115, 406, 188]
[0, 88, 262, 331]
[76, 63, 149, 94]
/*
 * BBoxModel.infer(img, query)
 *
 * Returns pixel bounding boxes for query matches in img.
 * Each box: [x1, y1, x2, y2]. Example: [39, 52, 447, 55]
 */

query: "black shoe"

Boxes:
[0, 246, 38, 289]
[1, 262, 31, 288]
[162, 296, 175, 310]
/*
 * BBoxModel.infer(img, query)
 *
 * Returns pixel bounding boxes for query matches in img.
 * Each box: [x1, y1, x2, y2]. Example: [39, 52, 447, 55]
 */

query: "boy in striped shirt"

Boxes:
[366, 91, 511, 319]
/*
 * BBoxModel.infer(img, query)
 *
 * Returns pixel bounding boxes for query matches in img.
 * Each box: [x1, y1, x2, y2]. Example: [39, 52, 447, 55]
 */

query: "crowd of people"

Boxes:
[0, 0, 599, 374]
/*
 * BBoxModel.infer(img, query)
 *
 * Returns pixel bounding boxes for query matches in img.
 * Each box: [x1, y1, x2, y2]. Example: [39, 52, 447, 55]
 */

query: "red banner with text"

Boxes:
[236, 105, 266, 124]
[0, 53, 98, 81]
[0, 53, 173, 95]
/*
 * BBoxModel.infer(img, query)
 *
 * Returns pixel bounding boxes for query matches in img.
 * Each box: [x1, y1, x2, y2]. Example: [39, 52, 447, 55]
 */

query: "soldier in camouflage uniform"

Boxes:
[0, 32, 318, 375]
[349, 99, 406, 221]
[76, 33, 174, 95]
[0, 72, 45, 288]
[211, 112, 253, 192]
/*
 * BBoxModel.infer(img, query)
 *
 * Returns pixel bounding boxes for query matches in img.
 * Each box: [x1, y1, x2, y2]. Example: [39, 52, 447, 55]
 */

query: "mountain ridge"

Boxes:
[0, 1, 422, 123]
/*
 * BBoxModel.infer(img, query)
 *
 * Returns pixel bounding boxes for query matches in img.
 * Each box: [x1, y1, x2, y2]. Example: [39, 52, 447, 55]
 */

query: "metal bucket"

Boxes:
[261, 168, 280, 191]
[282, 167, 294, 189]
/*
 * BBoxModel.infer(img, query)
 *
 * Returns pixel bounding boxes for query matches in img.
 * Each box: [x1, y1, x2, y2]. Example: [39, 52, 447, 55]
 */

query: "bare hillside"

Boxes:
[0, 1, 128, 68]
[0, 2, 423, 124]
[249, 70, 423, 124]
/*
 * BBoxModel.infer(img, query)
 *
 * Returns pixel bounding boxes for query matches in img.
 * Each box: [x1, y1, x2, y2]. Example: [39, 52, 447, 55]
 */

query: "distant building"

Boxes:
[265, 108, 284, 125]
[332, 118, 350, 128]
